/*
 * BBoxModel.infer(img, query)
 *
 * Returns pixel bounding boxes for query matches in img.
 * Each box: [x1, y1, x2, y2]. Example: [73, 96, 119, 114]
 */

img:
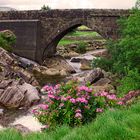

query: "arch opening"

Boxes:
[43, 24, 106, 61]
[56, 25, 106, 58]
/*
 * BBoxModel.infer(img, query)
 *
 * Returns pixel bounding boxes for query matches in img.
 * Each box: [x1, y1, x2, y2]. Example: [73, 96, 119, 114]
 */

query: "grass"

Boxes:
[58, 28, 102, 46]
[67, 31, 100, 37]
[0, 102, 140, 140]
[58, 39, 88, 46]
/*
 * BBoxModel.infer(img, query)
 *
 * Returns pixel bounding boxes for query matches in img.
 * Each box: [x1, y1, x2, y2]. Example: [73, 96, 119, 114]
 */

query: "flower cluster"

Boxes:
[33, 81, 123, 128]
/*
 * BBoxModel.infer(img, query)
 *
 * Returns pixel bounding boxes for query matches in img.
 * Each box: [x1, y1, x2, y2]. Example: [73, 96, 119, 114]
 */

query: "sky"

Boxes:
[0, 0, 137, 10]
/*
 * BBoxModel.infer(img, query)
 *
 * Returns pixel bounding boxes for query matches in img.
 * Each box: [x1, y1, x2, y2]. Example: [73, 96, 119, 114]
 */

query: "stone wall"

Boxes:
[0, 9, 129, 63]
[0, 20, 40, 61]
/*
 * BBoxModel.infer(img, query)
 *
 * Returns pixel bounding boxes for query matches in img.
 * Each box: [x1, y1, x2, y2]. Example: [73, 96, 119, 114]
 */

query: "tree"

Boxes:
[41, 5, 51, 11]
[135, 0, 140, 9]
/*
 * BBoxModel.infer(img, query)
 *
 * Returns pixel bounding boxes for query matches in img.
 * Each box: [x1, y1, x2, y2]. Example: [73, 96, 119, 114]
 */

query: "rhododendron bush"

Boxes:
[33, 80, 122, 128]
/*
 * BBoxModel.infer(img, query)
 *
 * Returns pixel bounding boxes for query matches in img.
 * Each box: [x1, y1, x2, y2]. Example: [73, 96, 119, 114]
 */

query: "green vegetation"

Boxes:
[135, 0, 140, 9]
[58, 38, 88, 54]
[58, 39, 83, 46]
[0, 102, 140, 140]
[67, 30, 100, 37]
[93, 9, 140, 95]
[76, 42, 87, 53]
[34, 81, 120, 129]
[0, 30, 16, 52]
[41, 5, 51, 11]
[58, 29, 102, 54]
[117, 69, 140, 97]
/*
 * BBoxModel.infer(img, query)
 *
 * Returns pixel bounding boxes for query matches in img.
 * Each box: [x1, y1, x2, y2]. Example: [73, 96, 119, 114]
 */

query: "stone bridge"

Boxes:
[0, 9, 129, 63]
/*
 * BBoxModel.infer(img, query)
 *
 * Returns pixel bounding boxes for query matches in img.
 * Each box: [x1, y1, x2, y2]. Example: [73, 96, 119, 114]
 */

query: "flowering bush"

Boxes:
[33, 80, 122, 128]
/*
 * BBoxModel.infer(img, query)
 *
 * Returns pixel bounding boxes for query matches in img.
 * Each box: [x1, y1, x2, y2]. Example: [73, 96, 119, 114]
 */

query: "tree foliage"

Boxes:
[93, 9, 140, 94]
[0, 30, 16, 51]
[135, 0, 140, 9]
[41, 5, 51, 11]
[93, 9, 140, 76]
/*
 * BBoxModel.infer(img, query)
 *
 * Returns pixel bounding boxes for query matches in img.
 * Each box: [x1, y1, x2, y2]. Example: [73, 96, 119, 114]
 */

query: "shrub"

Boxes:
[92, 9, 140, 95]
[93, 9, 140, 76]
[117, 69, 140, 96]
[41, 5, 51, 11]
[76, 42, 87, 53]
[92, 57, 112, 72]
[33, 80, 122, 129]
[0, 30, 16, 51]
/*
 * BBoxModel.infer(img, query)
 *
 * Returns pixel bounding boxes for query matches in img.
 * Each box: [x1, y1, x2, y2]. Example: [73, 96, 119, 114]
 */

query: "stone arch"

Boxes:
[42, 19, 104, 60]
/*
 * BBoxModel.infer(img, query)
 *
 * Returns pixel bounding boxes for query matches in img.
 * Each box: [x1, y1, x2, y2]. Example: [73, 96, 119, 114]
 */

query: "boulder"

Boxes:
[83, 68, 104, 84]
[33, 66, 68, 85]
[70, 57, 82, 63]
[0, 47, 15, 66]
[94, 78, 111, 86]
[43, 55, 76, 74]
[70, 54, 96, 63]
[63, 51, 79, 59]
[94, 84, 115, 93]
[20, 83, 40, 106]
[43, 68, 61, 76]
[33, 66, 67, 77]
[0, 85, 26, 108]
[90, 49, 108, 57]
[0, 80, 40, 109]
[12, 124, 31, 135]
[80, 59, 92, 70]
[66, 68, 104, 85]
[13, 54, 39, 69]
[0, 48, 39, 86]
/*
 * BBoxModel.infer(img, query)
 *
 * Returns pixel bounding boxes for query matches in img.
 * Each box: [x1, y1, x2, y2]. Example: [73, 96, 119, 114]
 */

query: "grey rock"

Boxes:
[80, 59, 92, 70]
[0, 80, 40, 109]
[12, 124, 31, 135]
[20, 83, 40, 106]
[0, 47, 15, 66]
[83, 68, 104, 84]
[94, 78, 111, 86]
[43, 55, 76, 74]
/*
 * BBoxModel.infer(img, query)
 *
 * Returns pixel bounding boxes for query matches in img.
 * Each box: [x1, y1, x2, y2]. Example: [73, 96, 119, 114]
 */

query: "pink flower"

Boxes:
[55, 96, 60, 100]
[54, 84, 60, 89]
[70, 98, 76, 104]
[100, 91, 108, 97]
[31, 109, 38, 114]
[44, 124, 50, 129]
[75, 109, 81, 113]
[94, 93, 99, 96]
[61, 96, 68, 101]
[76, 97, 88, 104]
[39, 104, 49, 110]
[117, 101, 124, 105]
[75, 112, 82, 119]
[78, 86, 92, 93]
[48, 94, 55, 99]
[59, 103, 64, 108]
[43, 85, 49, 91]
[107, 94, 117, 100]
[96, 108, 103, 113]
[66, 96, 71, 100]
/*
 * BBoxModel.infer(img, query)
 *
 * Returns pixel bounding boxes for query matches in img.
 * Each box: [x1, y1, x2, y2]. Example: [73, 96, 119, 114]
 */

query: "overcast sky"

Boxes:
[0, 0, 137, 10]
